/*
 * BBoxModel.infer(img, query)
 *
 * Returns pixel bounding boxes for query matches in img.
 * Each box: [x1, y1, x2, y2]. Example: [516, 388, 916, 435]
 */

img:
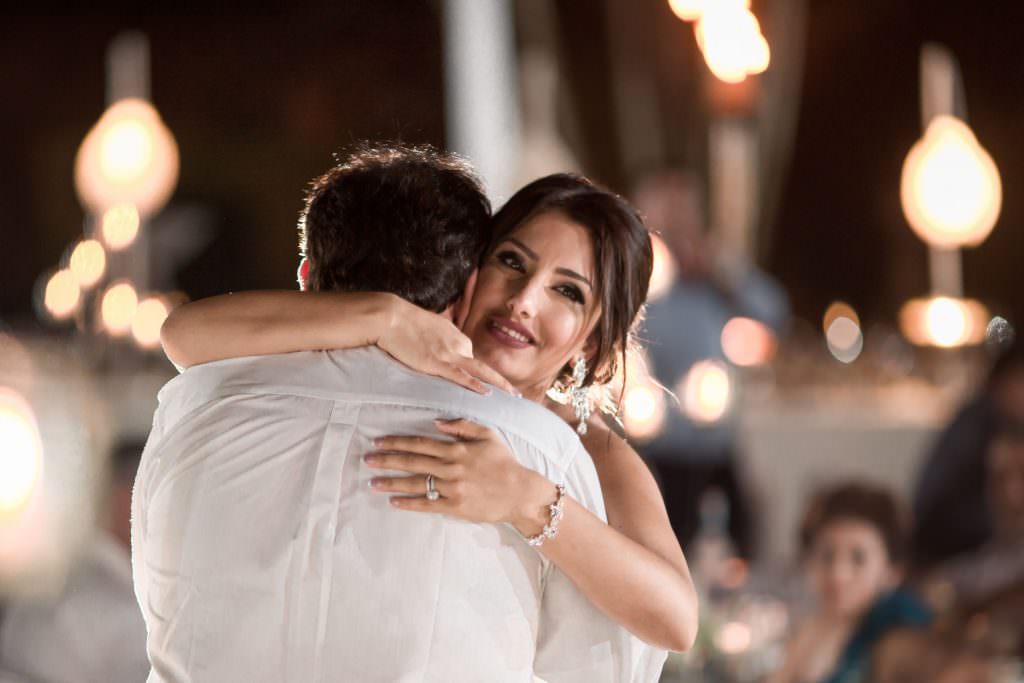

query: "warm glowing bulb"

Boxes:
[721, 317, 776, 367]
[131, 297, 170, 349]
[101, 204, 140, 250]
[75, 98, 180, 217]
[823, 301, 860, 333]
[900, 116, 1002, 248]
[668, 0, 706, 22]
[0, 389, 43, 516]
[43, 270, 81, 320]
[68, 239, 107, 288]
[647, 234, 678, 302]
[101, 281, 138, 336]
[696, 5, 768, 83]
[925, 296, 969, 348]
[681, 360, 731, 423]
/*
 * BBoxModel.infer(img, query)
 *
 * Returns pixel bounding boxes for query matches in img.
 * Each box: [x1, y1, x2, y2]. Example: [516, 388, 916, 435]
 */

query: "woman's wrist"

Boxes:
[511, 470, 561, 538]
[363, 292, 402, 346]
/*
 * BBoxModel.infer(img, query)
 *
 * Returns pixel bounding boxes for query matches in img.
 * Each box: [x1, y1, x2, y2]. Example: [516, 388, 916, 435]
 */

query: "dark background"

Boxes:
[2, 0, 1021, 332]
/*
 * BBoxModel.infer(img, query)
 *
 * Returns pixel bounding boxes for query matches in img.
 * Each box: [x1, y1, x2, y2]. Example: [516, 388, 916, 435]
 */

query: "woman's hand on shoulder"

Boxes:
[375, 296, 518, 396]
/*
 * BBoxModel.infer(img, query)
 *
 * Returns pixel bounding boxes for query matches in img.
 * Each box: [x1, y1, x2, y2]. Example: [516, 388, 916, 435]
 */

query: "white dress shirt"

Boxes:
[132, 347, 666, 683]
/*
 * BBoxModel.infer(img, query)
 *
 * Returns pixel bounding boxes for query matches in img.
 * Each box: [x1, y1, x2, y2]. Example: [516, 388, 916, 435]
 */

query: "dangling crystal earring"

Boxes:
[568, 355, 591, 435]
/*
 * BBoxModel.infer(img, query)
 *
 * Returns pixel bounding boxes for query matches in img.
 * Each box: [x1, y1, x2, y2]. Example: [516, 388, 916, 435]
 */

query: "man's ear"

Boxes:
[297, 257, 309, 291]
[453, 268, 479, 329]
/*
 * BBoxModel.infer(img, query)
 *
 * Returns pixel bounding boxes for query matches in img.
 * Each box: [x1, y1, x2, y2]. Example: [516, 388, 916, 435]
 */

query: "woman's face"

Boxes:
[462, 210, 602, 401]
[807, 519, 898, 619]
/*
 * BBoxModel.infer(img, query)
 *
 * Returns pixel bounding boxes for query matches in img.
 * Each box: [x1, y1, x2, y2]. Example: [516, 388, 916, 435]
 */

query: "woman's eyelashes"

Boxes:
[494, 250, 585, 304]
[495, 250, 524, 272]
[556, 283, 585, 304]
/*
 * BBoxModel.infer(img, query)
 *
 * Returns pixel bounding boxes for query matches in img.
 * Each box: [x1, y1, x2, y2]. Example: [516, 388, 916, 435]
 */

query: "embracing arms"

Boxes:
[160, 290, 514, 394]
[370, 417, 699, 652]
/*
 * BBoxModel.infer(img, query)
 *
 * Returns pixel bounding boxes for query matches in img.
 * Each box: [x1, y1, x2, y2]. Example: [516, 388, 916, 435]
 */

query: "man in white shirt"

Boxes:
[132, 144, 665, 682]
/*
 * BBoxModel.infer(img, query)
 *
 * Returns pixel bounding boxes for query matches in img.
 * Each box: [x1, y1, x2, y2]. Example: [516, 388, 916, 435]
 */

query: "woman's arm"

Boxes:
[369, 417, 699, 652]
[160, 290, 515, 394]
[538, 419, 698, 651]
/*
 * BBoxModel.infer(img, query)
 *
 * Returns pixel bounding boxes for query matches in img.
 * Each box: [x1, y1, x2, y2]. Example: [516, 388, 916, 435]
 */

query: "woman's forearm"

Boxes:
[160, 290, 397, 369]
[515, 479, 698, 652]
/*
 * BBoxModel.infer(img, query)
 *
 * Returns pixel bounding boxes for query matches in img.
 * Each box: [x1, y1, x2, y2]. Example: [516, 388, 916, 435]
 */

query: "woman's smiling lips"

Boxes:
[486, 317, 536, 349]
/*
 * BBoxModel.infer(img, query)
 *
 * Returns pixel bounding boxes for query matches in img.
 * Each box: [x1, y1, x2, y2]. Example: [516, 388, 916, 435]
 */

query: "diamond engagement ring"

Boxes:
[425, 474, 440, 501]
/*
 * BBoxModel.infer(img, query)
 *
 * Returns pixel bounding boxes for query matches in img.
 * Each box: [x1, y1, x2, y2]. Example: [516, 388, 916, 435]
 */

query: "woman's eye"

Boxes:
[556, 284, 585, 304]
[496, 251, 524, 271]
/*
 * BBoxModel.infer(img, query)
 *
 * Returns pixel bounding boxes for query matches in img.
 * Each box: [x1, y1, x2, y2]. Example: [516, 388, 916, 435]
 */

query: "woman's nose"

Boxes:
[505, 277, 541, 318]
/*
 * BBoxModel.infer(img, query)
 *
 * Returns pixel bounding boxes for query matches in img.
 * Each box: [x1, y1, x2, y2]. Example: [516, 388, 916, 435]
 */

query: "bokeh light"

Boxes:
[823, 301, 860, 333]
[900, 115, 1002, 249]
[131, 296, 170, 349]
[668, 0, 706, 22]
[986, 315, 1015, 349]
[826, 316, 863, 364]
[647, 234, 678, 302]
[695, 1, 769, 83]
[721, 317, 776, 367]
[681, 359, 732, 423]
[715, 621, 753, 655]
[68, 239, 107, 289]
[42, 269, 81, 320]
[899, 296, 988, 348]
[0, 388, 43, 517]
[100, 280, 139, 336]
[101, 204, 141, 250]
[75, 98, 180, 218]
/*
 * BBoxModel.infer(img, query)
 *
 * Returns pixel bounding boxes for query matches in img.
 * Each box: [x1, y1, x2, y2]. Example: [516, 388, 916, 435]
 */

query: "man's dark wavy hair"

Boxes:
[298, 143, 492, 312]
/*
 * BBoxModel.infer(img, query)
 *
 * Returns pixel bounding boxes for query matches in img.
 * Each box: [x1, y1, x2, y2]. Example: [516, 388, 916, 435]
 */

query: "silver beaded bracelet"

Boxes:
[526, 484, 567, 548]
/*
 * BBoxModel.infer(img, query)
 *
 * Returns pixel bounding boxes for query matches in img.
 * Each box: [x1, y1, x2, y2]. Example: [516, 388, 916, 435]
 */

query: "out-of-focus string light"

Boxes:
[131, 296, 169, 349]
[899, 296, 988, 348]
[823, 301, 860, 333]
[721, 317, 776, 367]
[826, 316, 863, 364]
[0, 388, 43, 517]
[42, 269, 81, 320]
[680, 359, 732, 423]
[75, 98, 179, 218]
[100, 280, 139, 336]
[68, 239, 107, 289]
[900, 116, 1002, 249]
[101, 204, 141, 250]
[647, 234, 678, 302]
[617, 351, 668, 441]
[696, 3, 769, 83]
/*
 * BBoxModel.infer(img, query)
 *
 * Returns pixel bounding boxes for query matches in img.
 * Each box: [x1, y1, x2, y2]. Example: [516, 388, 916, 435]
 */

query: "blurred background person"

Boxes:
[765, 482, 931, 683]
[912, 339, 1024, 571]
[0, 439, 149, 683]
[631, 169, 789, 560]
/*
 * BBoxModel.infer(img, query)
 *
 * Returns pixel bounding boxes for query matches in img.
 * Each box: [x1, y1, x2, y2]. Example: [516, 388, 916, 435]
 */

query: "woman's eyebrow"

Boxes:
[505, 237, 592, 291]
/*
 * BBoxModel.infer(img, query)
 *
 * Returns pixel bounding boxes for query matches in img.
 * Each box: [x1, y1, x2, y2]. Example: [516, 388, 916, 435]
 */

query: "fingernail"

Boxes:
[364, 454, 379, 465]
[372, 438, 383, 447]
[369, 478, 383, 489]
[389, 498, 402, 508]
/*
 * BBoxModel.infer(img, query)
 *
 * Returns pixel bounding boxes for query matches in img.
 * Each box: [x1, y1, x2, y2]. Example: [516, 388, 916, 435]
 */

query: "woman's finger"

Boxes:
[374, 435, 453, 458]
[455, 357, 519, 397]
[437, 362, 489, 395]
[370, 474, 444, 496]
[390, 495, 456, 514]
[364, 452, 449, 475]
[434, 418, 489, 441]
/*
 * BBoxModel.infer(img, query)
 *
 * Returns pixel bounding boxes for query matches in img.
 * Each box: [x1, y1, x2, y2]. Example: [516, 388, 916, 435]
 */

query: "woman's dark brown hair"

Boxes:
[800, 482, 910, 565]
[486, 173, 654, 389]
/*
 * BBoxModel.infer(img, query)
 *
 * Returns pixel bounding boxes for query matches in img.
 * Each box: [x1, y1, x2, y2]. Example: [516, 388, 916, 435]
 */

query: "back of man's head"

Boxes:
[299, 143, 491, 312]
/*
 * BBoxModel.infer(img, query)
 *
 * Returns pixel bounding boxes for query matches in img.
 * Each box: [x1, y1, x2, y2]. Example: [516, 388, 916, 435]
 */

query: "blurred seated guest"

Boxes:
[920, 424, 1024, 654]
[0, 440, 148, 683]
[765, 483, 931, 683]
[912, 339, 1024, 570]
[631, 169, 789, 560]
